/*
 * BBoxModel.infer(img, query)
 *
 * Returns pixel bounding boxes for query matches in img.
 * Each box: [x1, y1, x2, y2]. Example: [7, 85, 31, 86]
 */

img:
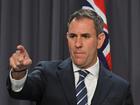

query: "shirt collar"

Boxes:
[72, 57, 99, 77]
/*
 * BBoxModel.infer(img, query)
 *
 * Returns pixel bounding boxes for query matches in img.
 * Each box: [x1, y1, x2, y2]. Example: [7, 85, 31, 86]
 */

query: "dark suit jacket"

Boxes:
[7, 58, 133, 105]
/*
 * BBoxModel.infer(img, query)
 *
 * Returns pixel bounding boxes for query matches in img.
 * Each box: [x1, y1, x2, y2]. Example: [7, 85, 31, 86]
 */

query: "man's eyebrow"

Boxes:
[67, 33, 76, 35]
[67, 33, 91, 37]
[81, 33, 90, 35]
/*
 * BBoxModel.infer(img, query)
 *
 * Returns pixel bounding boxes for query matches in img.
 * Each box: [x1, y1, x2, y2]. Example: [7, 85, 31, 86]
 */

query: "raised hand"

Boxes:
[9, 45, 32, 72]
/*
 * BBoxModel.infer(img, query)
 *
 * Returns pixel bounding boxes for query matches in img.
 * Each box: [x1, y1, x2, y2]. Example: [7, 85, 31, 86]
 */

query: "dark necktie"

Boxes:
[76, 70, 89, 105]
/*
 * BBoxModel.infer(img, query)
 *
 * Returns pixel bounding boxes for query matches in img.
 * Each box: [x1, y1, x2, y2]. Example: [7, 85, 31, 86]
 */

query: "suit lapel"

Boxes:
[56, 58, 77, 105]
[56, 59, 113, 105]
[91, 63, 113, 105]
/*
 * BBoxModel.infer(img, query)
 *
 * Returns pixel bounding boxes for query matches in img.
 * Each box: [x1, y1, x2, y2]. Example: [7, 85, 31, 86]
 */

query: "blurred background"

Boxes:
[0, 0, 140, 105]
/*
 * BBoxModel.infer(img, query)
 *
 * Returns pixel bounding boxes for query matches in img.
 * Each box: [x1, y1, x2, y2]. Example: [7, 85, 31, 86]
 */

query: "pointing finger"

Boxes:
[16, 45, 29, 57]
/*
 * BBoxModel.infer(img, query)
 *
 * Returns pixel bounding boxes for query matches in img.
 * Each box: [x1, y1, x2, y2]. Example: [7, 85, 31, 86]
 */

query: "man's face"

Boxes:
[67, 18, 105, 69]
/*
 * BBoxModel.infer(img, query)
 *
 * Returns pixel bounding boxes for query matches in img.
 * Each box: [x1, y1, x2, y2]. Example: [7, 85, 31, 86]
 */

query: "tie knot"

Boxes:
[79, 70, 89, 79]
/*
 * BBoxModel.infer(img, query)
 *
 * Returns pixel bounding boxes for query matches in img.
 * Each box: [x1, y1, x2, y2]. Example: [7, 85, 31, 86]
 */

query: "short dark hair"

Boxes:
[68, 9, 104, 35]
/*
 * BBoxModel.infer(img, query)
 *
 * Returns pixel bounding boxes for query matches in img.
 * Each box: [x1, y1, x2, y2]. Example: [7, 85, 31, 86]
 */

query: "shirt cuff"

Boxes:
[9, 69, 28, 92]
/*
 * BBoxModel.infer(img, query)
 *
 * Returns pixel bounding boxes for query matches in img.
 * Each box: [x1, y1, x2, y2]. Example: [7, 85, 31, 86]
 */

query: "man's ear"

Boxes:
[97, 32, 105, 49]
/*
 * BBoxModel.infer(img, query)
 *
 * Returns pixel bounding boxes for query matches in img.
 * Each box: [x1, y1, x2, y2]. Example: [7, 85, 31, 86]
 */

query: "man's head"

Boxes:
[67, 9, 105, 69]
[68, 9, 104, 35]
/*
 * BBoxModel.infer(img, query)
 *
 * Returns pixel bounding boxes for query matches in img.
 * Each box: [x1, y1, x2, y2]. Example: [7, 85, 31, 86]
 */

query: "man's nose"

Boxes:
[75, 37, 83, 48]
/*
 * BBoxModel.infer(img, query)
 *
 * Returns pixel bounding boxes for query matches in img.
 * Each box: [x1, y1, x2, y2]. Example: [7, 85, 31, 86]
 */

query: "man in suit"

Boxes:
[7, 9, 133, 105]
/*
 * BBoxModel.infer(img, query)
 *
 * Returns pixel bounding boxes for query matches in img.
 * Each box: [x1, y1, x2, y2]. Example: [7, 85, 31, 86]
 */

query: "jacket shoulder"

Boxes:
[34, 60, 63, 70]
[100, 63, 129, 87]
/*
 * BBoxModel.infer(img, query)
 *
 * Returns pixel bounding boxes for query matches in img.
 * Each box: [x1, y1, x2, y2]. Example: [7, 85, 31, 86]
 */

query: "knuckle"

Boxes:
[12, 53, 17, 57]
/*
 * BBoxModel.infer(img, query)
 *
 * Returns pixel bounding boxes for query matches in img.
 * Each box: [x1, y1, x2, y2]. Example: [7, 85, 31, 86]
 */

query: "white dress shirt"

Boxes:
[10, 58, 99, 105]
[73, 58, 99, 105]
[10, 70, 28, 92]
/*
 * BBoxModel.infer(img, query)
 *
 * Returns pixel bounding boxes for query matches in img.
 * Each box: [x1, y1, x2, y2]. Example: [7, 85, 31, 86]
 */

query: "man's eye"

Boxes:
[82, 35, 90, 39]
[68, 34, 76, 38]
